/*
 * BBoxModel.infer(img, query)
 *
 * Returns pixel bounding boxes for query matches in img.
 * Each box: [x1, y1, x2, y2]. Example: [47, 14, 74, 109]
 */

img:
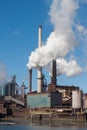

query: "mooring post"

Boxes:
[39, 114, 42, 120]
[85, 109, 87, 122]
[31, 113, 33, 121]
[49, 112, 51, 121]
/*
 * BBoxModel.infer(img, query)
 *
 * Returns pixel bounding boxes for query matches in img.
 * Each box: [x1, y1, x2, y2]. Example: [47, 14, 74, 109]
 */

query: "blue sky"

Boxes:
[0, 0, 87, 93]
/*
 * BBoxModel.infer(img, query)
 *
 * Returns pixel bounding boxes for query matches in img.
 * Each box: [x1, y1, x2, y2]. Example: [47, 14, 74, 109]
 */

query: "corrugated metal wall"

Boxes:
[51, 91, 62, 107]
[27, 92, 62, 108]
[27, 93, 50, 108]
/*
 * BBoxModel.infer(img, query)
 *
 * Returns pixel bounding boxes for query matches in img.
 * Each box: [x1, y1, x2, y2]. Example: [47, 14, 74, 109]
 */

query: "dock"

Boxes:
[30, 108, 52, 120]
[28, 107, 87, 122]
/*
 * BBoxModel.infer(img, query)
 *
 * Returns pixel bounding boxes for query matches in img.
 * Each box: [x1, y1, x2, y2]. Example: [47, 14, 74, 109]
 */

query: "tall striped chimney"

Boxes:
[37, 25, 42, 93]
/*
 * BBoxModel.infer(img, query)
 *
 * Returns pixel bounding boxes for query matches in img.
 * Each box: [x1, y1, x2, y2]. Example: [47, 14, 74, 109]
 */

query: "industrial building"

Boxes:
[0, 75, 26, 117]
[26, 26, 83, 111]
[25, 26, 87, 122]
[27, 92, 62, 108]
[5, 75, 18, 96]
[0, 26, 87, 121]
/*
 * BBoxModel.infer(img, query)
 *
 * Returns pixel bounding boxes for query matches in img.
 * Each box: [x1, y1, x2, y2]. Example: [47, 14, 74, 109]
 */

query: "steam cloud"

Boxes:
[45, 58, 82, 77]
[27, 0, 83, 77]
[0, 63, 7, 86]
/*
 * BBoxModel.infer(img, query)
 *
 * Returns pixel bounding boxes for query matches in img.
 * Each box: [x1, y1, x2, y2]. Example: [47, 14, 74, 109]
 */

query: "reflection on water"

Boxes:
[0, 119, 87, 129]
[31, 119, 87, 128]
[0, 125, 87, 130]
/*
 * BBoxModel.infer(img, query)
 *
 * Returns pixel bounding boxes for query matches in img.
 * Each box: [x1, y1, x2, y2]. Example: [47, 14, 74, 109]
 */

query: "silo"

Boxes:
[72, 90, 82, 109]
[83, 94, 87, 109]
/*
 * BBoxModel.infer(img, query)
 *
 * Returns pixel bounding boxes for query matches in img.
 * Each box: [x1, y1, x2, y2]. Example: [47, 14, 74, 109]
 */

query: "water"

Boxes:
[0, 119, 87, 130]
[0, 125, 87, 130]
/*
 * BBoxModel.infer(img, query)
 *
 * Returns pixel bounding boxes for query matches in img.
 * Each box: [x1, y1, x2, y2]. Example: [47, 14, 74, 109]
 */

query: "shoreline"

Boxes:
[0, 108, 87, 127]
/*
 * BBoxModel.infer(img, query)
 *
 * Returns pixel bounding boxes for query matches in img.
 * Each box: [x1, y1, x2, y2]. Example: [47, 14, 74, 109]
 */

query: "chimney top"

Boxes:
[39, 25, 42, 28]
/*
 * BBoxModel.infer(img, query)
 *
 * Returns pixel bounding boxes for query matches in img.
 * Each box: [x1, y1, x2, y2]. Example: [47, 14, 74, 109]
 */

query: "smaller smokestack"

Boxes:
[29, 69, 32, 93]
[51, 59, 57, 85]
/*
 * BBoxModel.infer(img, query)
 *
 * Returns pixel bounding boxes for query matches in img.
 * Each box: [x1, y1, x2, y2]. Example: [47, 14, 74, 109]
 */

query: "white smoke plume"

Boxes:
[79, 0, 87, 3]
[0, 63, 7, 86]
[45, 58, 82, 77]
[27, 0, 83, 77]
[76, 24, 87, 41]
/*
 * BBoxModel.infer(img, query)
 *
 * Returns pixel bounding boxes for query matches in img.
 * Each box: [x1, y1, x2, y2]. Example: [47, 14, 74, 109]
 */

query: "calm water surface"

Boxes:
[0, 125, 87, 130]
[0, 120, 87, 130]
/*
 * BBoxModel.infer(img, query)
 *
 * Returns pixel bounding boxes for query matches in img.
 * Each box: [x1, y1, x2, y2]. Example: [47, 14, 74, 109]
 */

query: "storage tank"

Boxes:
[83, 94, 87, 109]
[72, 90, 82, 109]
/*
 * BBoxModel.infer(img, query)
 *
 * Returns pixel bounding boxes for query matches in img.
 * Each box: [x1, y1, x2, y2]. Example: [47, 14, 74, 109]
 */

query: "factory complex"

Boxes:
[27, 26, 87, 112]
[0, 26, 87, 122]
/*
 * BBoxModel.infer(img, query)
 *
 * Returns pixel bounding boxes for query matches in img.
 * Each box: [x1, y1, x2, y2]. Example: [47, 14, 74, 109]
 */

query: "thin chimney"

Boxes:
[51, 59, 57, 85]
[29, 69, 32, 93]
